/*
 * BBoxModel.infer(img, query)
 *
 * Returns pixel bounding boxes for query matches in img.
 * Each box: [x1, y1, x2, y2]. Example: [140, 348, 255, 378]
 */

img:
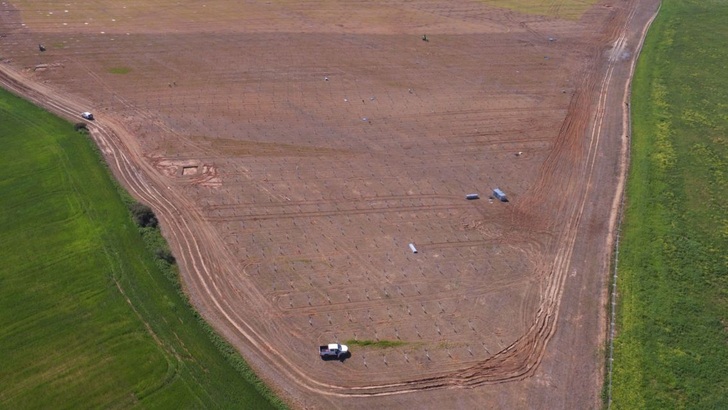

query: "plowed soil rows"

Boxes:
[0, 1, 660, 408]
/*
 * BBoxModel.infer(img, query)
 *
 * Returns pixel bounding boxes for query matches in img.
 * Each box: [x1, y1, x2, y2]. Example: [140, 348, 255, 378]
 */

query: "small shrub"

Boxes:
[129, 202, 158, 228]
[155, 247, 176, 265]
[74, 122, 88, 133]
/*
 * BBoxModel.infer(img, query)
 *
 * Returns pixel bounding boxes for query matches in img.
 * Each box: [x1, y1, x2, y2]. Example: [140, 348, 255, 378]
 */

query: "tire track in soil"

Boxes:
[0, 0, 651, 398]
[206, 203, 471, 222]
[272, 276, 529, 314]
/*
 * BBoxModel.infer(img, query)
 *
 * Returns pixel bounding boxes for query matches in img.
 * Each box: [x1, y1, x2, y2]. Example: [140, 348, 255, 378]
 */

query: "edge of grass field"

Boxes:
[0, 86, 287, 409]
[610, 1, 728, 408]
[81, 103, 288, 410]
[601, 2, 662, 405]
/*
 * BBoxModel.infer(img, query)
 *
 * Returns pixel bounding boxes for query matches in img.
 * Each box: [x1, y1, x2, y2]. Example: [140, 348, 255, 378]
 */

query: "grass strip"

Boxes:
[345, 339, 408, 349]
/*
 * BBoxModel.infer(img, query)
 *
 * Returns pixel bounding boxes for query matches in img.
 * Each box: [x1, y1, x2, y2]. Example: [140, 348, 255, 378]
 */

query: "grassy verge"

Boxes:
[107, 67, 132, 75]
[0, 87, 284, 409]
[611, 1, 728, 408]
[345, 339, 408, 349]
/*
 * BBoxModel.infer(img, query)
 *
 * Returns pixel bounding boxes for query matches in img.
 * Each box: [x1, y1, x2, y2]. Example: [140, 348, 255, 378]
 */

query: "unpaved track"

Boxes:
[0, 0, 660, 407]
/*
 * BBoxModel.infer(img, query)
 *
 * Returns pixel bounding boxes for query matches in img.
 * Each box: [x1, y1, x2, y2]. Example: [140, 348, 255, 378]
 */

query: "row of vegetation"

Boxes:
[611, 1, 728, 408]
[345, 339, 408, 349]
[0, 87, 284, 409]
[478, 0, 598, 20]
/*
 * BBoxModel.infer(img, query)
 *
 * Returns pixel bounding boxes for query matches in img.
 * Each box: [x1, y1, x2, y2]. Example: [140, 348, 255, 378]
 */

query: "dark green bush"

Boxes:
[130, 202, 158, 228]
[155, 247, 176, 265]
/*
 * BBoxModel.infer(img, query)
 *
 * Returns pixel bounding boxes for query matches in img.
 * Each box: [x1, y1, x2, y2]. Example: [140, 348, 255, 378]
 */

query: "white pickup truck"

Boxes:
[319, 343, 349, 359]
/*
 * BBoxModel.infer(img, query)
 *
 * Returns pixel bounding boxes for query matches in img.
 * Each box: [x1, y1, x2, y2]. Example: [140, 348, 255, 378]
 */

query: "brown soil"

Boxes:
[0, 0, 661, 408]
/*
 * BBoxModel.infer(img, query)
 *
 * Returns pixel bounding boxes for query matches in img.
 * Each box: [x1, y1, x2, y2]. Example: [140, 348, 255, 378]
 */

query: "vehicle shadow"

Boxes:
[321, 352, 351, 362]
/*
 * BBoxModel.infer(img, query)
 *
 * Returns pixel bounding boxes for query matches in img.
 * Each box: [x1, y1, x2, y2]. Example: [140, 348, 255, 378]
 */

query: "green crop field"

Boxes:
[611, 1, 728, 408]
[0, 87, 282, 409]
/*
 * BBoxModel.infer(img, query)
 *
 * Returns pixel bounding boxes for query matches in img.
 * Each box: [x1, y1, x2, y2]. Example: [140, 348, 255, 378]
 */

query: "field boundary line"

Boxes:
[605, 2, 662, 408]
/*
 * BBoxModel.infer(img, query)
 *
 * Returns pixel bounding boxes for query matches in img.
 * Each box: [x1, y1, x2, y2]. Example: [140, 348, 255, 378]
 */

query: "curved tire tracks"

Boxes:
[0, 0, 656, 400]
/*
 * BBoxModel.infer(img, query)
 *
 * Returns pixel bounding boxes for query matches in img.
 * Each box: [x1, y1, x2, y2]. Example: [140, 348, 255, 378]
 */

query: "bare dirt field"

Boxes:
[0, 0, 660, 408]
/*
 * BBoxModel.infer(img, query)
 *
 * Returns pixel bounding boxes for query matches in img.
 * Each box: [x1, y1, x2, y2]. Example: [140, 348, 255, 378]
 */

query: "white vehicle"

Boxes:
[81, 112, 94, 120]
[319, 343, 349, 359]
[492, 188, 508, 202]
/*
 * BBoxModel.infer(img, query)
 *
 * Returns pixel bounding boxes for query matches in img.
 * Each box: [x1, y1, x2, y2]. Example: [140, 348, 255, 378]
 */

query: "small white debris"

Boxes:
[409, 243, 418, 254]
[324, 76, 329, 81]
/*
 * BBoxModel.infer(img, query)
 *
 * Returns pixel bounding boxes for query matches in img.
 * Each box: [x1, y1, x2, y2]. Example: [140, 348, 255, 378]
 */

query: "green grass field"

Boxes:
[611, 1, 728, 408]
[0, 87, 282, 409]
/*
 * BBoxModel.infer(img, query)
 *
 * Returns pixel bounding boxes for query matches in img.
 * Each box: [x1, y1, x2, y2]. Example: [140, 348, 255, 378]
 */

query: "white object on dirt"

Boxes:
[409, 243, 418, 253]
[493, 188, 508, 202]
[319, 343, 348, 359]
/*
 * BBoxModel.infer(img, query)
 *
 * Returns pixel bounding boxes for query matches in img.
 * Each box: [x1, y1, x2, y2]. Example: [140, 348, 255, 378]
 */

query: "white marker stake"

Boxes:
[409, 243, 418, 254]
